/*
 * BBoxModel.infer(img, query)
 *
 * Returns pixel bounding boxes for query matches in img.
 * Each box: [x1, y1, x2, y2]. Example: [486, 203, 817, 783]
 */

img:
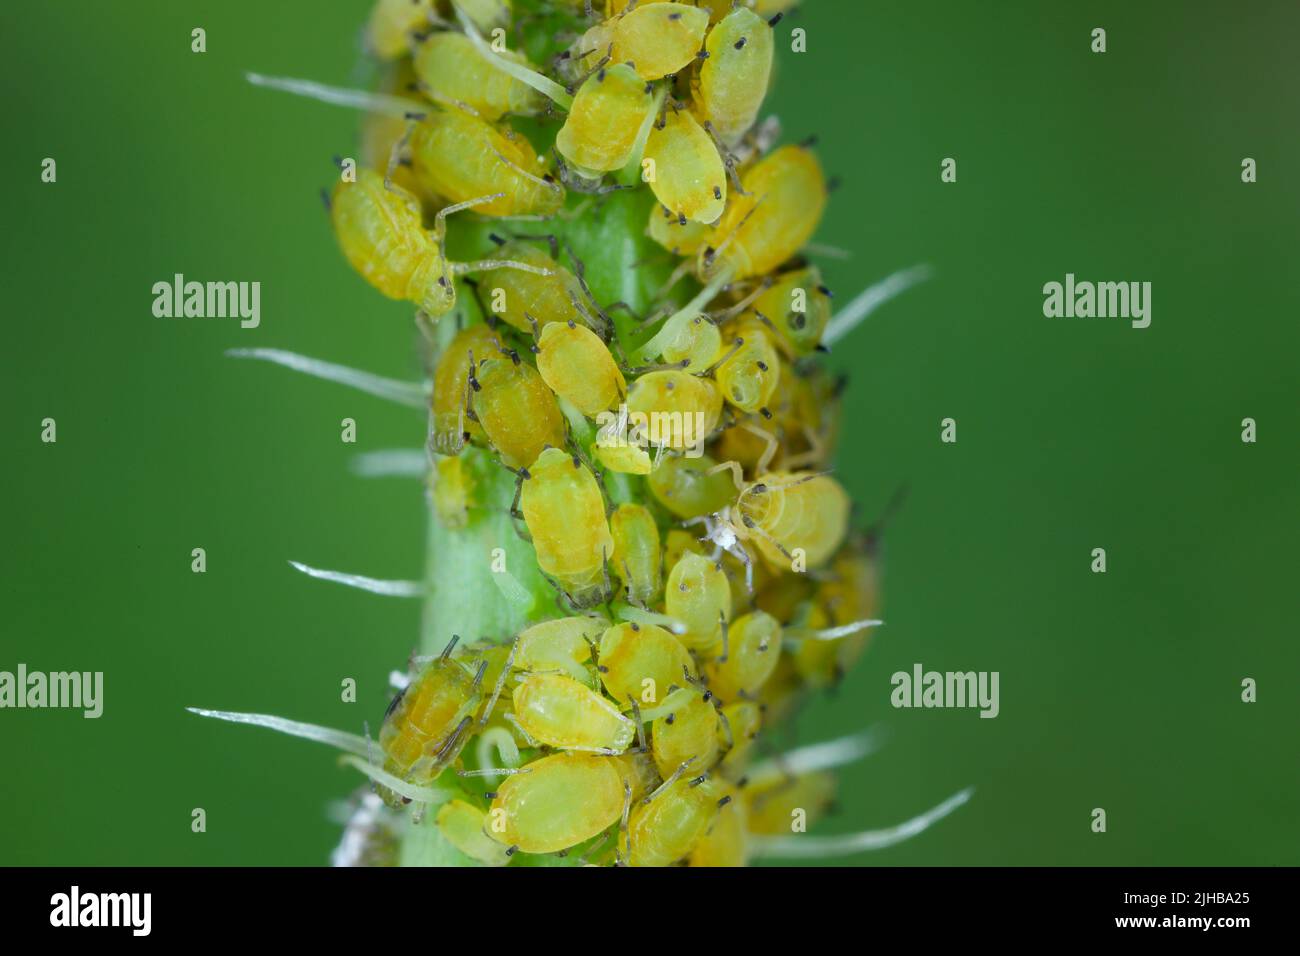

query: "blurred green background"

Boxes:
[1, 0, 1296, 866]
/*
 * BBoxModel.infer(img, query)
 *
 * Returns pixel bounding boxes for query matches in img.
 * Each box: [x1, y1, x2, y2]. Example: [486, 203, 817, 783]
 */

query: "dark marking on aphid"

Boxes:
[506, 845, 519, 856]
[689, 774, 707, 787]
[768, 12, 785, 27]
[665, 713, 675, 724]
[717, 794, 732, 808]
[734, 37, 747, 50]
[713, 185, 722, 199]
[756, 360, 769, 372]
[759, 406, 773, 420]
[488, 233, 507, 246]
[668, 11, 683, 20]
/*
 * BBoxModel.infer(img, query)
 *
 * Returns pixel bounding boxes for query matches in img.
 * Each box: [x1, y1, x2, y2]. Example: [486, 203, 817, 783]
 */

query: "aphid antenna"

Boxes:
[707, 275, 772, 323]
[701, 119, 750, 196]
[716, 611, 730, 662]
[864, 481, 913, 551]
[821, 263, 934, 348]
[226, 348, 430, 408]
[349, 448, 427, 479]
[784, 619, 885, 644]
[187, 707, 373, 757]
[750, 726, 890, 785]
[629, 700, 649, 754]
[452, 2, 575, 109]
[245, 72, 424, 118]
[490, 146, 565, 202]
[503, 711, 541, 748]
[700, 335, 744, 377]
[457, 766, 532, 778]
[288, 560, 424, 598]
[338, 754, 443, 804]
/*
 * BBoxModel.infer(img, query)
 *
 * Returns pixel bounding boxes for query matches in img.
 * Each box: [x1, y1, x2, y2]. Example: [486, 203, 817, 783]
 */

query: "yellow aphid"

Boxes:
[488, 752, 625, 853]
[637, 305, 722, 371]
[520, 447, 615, 606]
[663, 527, 706, 572]
[687, 786, 747, 866]
[703, 610, 781, 700]
[647, 453, 734, 519]
[625, 370, 722, 450]
[536, 321, 626, 416]
[737, 471, 849, 568]
[699, 144, 826, 282]
[628, 772, 726, 866]
[512, 673, 635, 752]
[409, 110, 563, 217]
[609, 503, 661, 606]
[644, 108, 726, 224]
[378, 645, 483, 806]
[480, 241, 585, 334]
[647, 204, 712, 255]
[664, 551, 731, 653]
[595, 436, 653, 475]
[436, 799, 512, 866]
[360, 60, 430, 200]
[515, 616, 603, 685]
[610, 3, 711, 81]
[612, 748, 660, 803]
[717, 699, 762, 773]
[414, 32, 544, 121]
[744, 770, 836, 836]
[431, 323, 499, 455]
[714, 322, 781, 413]
[470, 351, 566, 468]
[752, 266, 833, 356]
[556, 64, 654, 176]
[432, 455, 474, 528]
[651, 691, 721, 778]
[366, 0, 436, 60]
[597, 622, 695, 707]
[692, 7, 774, 146]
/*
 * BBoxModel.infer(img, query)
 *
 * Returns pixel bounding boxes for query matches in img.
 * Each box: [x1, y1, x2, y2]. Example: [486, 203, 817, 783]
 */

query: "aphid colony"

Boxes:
[339, 0, 883, 866]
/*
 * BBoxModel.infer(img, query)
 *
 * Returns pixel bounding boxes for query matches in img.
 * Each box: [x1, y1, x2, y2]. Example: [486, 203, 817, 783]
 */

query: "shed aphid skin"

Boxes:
[195, 0, 971, 868]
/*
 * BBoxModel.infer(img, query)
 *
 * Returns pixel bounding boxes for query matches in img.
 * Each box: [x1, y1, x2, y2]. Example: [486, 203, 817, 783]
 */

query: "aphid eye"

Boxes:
[713, 185, 722, 199]
[734, 37, 747, 50]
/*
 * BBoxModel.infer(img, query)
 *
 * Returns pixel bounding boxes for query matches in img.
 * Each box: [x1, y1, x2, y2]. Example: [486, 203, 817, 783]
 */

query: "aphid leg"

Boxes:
[470, 659, 490, 693]
[629, 699, 649, 754]
[617, 780, 633, 866]
[384, 116, 422, 193]
[564, 44, 613, 96]
[707, 458, 747, 493]
[454, 5, 575, 109]
[439, 634, 461, 661]
[490, 146, 565, 204]
[701, 119, 751, 197]
[716, 707, 736, 753]
[717, 611, 730, 662]
[740, 515, 796, 563]
[478, 638, 519, 729]
[708, 276, 773, 324]
[741, 420, 781, 475]
[503, 711, 541, 749]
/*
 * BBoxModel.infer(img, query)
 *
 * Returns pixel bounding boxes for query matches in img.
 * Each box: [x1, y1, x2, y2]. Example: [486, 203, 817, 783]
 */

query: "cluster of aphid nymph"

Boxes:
[219, 0, 956, 868]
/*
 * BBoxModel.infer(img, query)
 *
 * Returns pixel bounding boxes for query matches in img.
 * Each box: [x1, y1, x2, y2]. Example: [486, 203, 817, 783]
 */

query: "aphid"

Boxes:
[597, 621, 696, 707]
[470, 350, 567, 469]
[431, 455, 474, 528]
[556, 63, 655, 178]
[407, 109, 564, 217]
[331, 169, 546, 317]
[431, 323, 499, 455]
[698, 144, 827, 282]
[646, 453, 735, 519]
[644, 107, 727, 224]
[664, 551, 731, 654]
[703, 610, 781, 700]
[734, 471, 849, 569]
[487, 752, 626, 854]
[716, 698, 762, 773]
[535, 320, 626, 416]
[647, 204, 712, 256]
[687, 783, 747, 866]
[744, 769, 836, 836]
[594, 432, 654, 475]
[624, 370, 723, 450]
[366, 0, 437, 61]
[413, 32, 545, 121]
[637, 305, 722, 370]
[436, 799, 512, 866]
[377, 638, 484, 806]
[651, 690, 721, 778]
[627, 769, 726, 866]
[751, 266, 833, 356]
[691, 7, 775, 147]
[713, 322, 781, 413]
[479, 240, 587, 334]
[360, 60, 431, 201]
[609, 3, 711, 81]
[514, 616, 603, 685]
[609, 503, 661, 606]
[512, 673, 636, 752]
[520, 447, 615, 606]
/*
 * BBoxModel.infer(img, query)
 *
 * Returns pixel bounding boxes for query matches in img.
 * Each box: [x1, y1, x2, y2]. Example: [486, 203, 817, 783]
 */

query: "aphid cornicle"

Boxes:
[609, 503, 662, 606]
[470, 350, 567, 469]
[691, 6, 775, 147]
[480, 240, 585, 334]
[431, 324, 499, 455]
[556, 63, 655, 177]
[644, 107, 727, 225]
[714, 321, 781, 413]
[698, 144, 827, 283]
[624, 370, 723, 450]
[609, 2, 711, 81]
[664, 551, 731, 654]
[597, 621, 695, 707]
[377, 641, 484, 807]
[413, 32, 544, 122]
[520, 447, 615, 606]
[703, 610, 781, 700]
[488, 752, 626, 854]
[736, 471, 850, 569]
[535, 321, 626, 417]
[514, 616, 603, 685]
[627, 772, 726, 866]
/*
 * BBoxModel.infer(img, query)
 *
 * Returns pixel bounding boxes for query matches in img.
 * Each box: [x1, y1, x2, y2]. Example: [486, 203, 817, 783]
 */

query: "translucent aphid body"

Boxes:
[556, 64, 654, 176]
[625, 370, 723, 450]
[366, 0, 437, 60]
[432, 324, 499, 455]
[437, 799, 511, 866]
[651, 691, 721, 778]
[752, 266, 833, 356]
[609, 503, 661, 606]
[714, 322, 781, 413]
[664, 551, 731, 653]
[535, 321, 626, 416]
[520, 448, 615, 606]
[597, 622, 695, 707]
[647, 454, 735, 519]
[703, 610, 781, 700]
[737, 471, 850, 568]
[610, 3, 711, 81]
[515, 616, 603, 685]
[471, 352, 567, 469]
[628, 773, 726, 866]
[512, 673, 636, 752]
[414, 32, 544, 122]
[692, 7, 774, 147]
[488, 752, 626, 853]
[481, 241, 584, 334]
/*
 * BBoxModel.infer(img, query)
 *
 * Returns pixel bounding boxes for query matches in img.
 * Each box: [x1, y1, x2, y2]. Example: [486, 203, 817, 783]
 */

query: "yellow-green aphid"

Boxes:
[597, 621, 695, 707]
[408, 109, 564, 217]
[692, 7, 774, 147]
[687, 783, 747, 866]
[703, 610, 781, 700]
[647, 203, 712, 255]
[535, 321, 626, 416]
[647, 453, 735, 519]
[625, 370, 722, 450]
[436, 799, 512, 866]
[515, 616, 603, 685]
[610, 3, 711, 81]
[471, 349, 567, 468]
[644, 107, 726, 224]
[432, 455, 474, 528]
[752, 266, 832, 356]
[737, 471, 849, 568]
[487, 752, 626, 854]
[431, 323, 499, 454]
[717, 699, 762, 773]
[378, 638, 484, 806]
[609, 503, 661, 606]
[744, 769, 835, 836]
[366, 0, 437, 60]
[664, 551, 731, 653]
[480, 240, 585, 334]
[520, 447, 615, 606]
[699, 144, 826, 282]
[513, 673, 636, 752]
[651, 690, 721, 778]
[414, 32, 544, 121]
[714, 322, 781, 413]
[556, 64, 654, 177]
[628, 771, 727, 866]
